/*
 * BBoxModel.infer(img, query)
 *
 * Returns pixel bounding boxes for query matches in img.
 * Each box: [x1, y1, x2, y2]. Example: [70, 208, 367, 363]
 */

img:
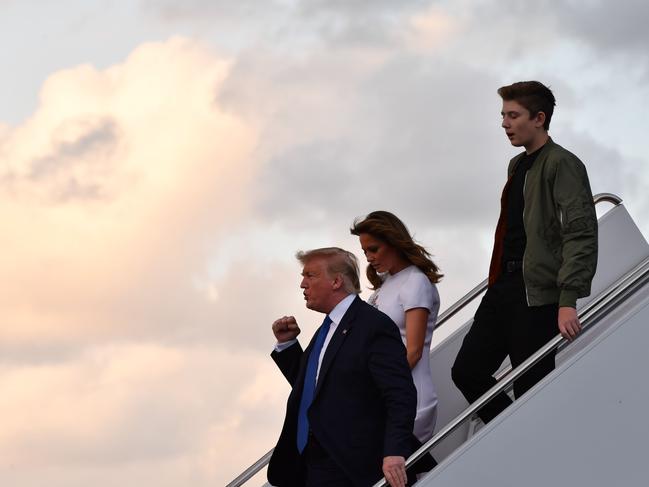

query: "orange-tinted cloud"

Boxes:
[0, 37, 309, 486]
[0, 37, 257, 346]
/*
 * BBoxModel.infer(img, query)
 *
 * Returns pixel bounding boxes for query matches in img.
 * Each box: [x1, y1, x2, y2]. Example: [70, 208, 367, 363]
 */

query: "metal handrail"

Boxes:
[226, 193, 623, 487]
[435, 278, 488, 328]
[593, 192, 622, 205]
[226, 449, 273, 487]
[372, 254, 649, 487]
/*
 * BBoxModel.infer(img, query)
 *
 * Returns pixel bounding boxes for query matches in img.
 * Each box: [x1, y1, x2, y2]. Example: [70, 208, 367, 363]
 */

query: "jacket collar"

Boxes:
[509, 136, 556, 176]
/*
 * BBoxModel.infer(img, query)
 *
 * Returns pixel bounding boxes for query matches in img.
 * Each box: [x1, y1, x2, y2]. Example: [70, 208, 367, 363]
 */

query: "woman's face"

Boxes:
[358, 233, 407, 275]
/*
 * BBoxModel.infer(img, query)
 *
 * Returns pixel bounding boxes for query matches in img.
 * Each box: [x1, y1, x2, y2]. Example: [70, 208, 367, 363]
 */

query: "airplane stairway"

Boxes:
[227, 194, 649, 487]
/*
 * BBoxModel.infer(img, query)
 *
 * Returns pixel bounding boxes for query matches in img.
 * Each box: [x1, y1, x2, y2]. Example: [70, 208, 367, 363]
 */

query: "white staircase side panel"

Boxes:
[419, 280, 649, 487]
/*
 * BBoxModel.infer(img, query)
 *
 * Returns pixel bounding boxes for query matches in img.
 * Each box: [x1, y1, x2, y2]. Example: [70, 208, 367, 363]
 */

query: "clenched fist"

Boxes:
[272, 316, 301, 342]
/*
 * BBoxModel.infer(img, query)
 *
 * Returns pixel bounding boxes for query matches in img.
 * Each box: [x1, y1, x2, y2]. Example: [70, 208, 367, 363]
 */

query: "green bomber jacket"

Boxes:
[488, 138, 598, 308]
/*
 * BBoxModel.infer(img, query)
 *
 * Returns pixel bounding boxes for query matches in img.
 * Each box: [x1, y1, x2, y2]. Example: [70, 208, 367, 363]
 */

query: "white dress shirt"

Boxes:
[274, 293, 356, 381]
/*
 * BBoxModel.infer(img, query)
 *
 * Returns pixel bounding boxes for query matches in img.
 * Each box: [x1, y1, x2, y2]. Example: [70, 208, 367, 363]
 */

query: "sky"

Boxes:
[1, 1, 648, 486]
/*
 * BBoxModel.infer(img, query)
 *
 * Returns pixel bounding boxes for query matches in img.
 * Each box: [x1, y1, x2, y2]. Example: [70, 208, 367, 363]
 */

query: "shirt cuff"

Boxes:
[274, 339, 298, 353]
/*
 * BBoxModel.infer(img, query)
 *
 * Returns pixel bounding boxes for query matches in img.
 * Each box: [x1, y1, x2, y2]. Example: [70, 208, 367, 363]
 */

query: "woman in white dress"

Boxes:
[351, 211, 443, 444]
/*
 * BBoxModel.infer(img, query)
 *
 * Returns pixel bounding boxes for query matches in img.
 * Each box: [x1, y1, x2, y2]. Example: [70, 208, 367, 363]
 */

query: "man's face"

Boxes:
[501, 100, 543, 150]
[300, 257, 336, 313]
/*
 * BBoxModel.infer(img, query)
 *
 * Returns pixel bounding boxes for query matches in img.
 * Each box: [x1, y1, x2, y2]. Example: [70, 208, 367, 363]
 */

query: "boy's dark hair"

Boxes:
[498, 81, 556, 130]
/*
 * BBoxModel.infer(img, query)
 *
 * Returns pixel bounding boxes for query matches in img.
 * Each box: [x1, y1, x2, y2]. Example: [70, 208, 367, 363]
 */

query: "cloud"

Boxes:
[219, 45, 505, 233]
[405, 5, 460, 51]
[143, 0, 434, 52]
[144, 0, 285, 20]
[141, 0, 293, 52]
[0, 37, 257, 349]
[0, 342, 288, 486]
[24, 116, 119, 202]
[553, 0, 649, 55]
[425, 0, 649, 70]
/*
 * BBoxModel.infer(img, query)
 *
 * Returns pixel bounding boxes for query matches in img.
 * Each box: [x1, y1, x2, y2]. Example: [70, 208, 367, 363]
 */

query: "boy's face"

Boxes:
[501, 100, 545, 151]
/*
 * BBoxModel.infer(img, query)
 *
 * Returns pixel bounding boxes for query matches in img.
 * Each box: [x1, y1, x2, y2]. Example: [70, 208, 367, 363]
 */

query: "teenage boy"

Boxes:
[452, 81, 598, 424]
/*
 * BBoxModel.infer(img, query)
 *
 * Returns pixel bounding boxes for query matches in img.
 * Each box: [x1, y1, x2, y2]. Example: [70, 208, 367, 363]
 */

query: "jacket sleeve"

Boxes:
[271, 341, 304, 387]
[367, 316, 417, 458]
[552, 156, 598, 307]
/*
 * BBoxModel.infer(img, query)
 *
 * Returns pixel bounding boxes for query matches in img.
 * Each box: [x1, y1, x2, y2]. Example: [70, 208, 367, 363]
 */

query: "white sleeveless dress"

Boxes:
[368, 265, 440, 442]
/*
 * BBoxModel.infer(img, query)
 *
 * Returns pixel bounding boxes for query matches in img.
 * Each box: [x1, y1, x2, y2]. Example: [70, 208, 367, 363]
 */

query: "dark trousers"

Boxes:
[304, 435, 418, 487]
[304, 436, 353, 487]
[451, 271, 558, 424]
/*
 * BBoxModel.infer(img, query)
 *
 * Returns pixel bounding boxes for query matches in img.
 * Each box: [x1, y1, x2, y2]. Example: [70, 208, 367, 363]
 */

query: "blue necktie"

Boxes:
[296, 315, 332, 453]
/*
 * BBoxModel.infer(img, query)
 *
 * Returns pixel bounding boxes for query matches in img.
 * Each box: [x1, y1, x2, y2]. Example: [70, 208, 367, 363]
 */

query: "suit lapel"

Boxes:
[313, 296, 361, 397]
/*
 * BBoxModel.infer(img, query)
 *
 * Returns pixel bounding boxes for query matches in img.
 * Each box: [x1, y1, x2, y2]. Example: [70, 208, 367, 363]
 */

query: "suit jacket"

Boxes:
[267, 295, 417, 487]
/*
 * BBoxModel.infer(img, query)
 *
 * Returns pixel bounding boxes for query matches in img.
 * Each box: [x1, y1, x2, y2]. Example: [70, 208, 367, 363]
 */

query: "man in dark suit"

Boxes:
[268, 247, 417, 487]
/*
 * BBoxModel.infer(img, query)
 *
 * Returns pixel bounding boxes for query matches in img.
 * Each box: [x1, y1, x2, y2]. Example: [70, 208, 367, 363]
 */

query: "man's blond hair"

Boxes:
[296, 247, 361, 294]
